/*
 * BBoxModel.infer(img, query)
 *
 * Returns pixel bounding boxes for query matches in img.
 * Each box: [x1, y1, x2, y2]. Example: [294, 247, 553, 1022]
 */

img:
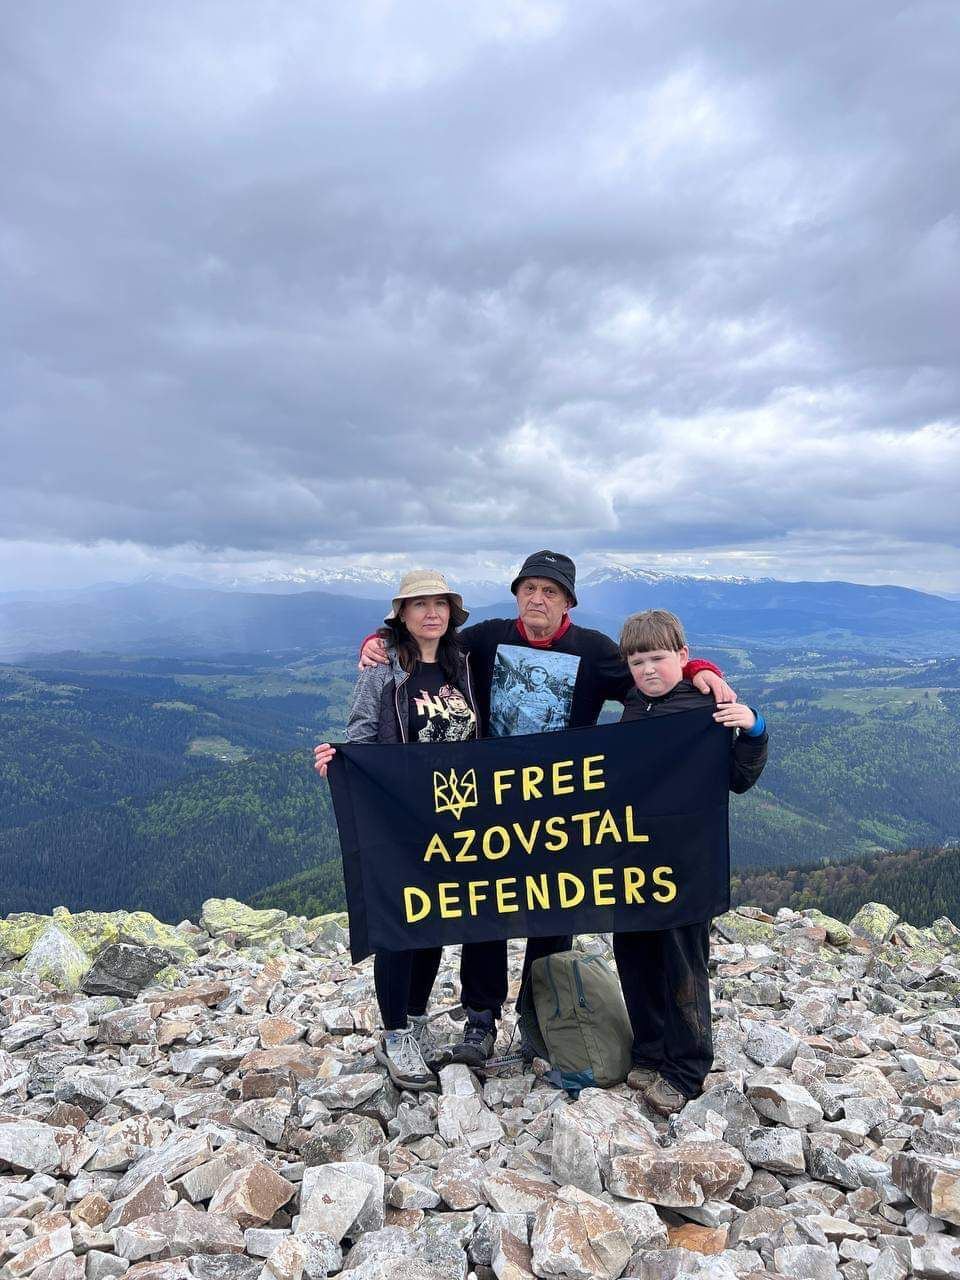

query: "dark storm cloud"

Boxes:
[1, 1, 958, 586]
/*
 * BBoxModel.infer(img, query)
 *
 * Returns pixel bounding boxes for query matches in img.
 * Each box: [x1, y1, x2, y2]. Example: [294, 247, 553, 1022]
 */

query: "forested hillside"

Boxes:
[728, 691, 960, 865]
[0, 654, 352, 918]
[0, 750, 339, 919]
[732, 844, 960, 927]
[0, 660, 336, 828]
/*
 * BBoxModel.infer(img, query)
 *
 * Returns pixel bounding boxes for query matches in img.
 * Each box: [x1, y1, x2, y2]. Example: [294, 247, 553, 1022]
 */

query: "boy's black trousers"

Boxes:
[613, 921, 713, 1099]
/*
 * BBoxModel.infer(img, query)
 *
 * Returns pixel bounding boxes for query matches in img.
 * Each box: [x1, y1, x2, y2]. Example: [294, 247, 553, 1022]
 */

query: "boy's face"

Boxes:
[627, 645, 689, 697]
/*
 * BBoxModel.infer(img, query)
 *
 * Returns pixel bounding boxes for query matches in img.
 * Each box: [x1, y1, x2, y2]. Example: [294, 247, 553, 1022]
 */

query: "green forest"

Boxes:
[732, 844, 960, 927]
[2, 646, 959, 923]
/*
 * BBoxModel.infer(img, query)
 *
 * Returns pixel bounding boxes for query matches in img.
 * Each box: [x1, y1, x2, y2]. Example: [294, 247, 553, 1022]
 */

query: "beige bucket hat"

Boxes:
[384, 569, 469, 627]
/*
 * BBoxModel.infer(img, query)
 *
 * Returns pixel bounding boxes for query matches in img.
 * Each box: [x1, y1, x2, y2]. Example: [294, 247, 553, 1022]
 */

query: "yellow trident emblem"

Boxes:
[433, 767, 478, 821]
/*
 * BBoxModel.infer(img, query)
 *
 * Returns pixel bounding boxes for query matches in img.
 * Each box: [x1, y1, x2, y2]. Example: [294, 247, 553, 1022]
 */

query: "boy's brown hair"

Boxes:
[619, 609, 687, 657]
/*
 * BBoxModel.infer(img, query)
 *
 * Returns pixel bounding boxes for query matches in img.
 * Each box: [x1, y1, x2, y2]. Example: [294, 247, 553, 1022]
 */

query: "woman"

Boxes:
[313, 569, 479, 1089]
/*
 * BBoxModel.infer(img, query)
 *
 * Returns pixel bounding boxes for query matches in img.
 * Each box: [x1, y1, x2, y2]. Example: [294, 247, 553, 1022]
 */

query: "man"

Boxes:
[361, 550, 734, 1066]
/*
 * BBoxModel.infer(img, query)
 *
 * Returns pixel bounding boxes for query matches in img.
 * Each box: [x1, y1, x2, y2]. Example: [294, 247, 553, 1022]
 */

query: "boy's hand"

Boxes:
[359, 636, 389, 669]
[713, 702, 756, 732]
[694, 669, 738, 704]
[313, 743, 336, 776]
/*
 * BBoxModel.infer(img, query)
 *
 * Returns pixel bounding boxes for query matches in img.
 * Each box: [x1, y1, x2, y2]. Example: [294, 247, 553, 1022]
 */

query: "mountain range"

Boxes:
[2, 567, 958, 660]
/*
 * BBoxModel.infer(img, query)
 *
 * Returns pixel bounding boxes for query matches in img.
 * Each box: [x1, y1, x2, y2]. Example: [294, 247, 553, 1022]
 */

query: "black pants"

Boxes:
[374, 948, 443, 1031]
[613, 922, 713, 1099]
[458, 934, 572, 1019]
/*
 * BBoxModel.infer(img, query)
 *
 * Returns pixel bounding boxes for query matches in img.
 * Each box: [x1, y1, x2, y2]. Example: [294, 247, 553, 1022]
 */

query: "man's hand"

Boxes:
[693, 669, 738, 704]
[713, 702, 756, 732]
[359, 636, 389, 670]
[313, 743, 336, 777]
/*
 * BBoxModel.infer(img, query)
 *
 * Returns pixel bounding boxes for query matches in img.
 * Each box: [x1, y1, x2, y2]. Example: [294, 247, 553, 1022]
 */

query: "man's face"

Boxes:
[515, 577, 569, 638]
[444, 687, 469, 714]
[627, 646, 689, 697]
[528, 666, 547, 687]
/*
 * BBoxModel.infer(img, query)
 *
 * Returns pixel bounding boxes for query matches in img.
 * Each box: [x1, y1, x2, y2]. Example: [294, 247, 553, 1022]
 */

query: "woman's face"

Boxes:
[400, 595, 451, 645]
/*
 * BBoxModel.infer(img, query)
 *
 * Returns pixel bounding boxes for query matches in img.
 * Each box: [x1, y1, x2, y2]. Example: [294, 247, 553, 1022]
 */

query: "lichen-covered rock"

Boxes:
[20, 925, 91, 992]
[200, 899, 291, 946]
[0, 912, 52, 959]
[848, 901, 900, 945]
[713, 911, 776, 945]
[58, 907, 197, 961]
[802, 909, 854, 946]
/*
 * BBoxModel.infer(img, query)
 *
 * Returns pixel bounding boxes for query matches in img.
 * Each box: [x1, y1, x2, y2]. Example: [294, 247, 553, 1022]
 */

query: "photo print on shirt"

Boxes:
[489, 645, 581, 737]
[413, 682, 477, 743]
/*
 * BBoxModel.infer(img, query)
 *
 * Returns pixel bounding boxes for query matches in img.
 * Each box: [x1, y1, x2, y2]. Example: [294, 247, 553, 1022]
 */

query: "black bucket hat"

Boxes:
[510, 550, 577, 607]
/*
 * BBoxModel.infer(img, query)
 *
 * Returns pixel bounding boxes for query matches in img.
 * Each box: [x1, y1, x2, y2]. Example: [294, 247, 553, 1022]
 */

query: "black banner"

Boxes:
[328, 710, 731, 962]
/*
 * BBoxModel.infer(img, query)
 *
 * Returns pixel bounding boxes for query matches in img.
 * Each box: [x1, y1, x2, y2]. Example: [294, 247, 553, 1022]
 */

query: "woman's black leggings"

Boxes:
[374, 947, 443, 1030]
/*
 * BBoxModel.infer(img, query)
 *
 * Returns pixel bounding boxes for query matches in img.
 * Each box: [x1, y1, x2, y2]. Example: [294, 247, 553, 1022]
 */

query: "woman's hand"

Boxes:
[359, 636, 389, 670]
[713, 702, 756, 732]
[313, 743, 336, 776]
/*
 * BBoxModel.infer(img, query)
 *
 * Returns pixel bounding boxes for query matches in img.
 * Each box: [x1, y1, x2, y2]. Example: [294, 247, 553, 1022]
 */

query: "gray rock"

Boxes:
[301, 1116, 383, 1166]
[742, 1125, 806, 1174]
[297, 1164, 372, 1243]
[891, 1151, 960, 1226]
[0, 1119, 64, 1174]
[746, 1069, 824, 1128]
[81, 945, 171, 998]
[772, 1243, 842, 1279]
[908, 1233, 960, 1279]
[743, 1022, 801, 1069]
[85, 1252, 131, 1280]
[188, 1258, 261, 1280]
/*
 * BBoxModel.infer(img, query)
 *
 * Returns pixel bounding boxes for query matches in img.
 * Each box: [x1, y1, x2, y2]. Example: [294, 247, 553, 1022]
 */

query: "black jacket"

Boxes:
[346, 647, 480, 745]
[621, 680, 768, 794]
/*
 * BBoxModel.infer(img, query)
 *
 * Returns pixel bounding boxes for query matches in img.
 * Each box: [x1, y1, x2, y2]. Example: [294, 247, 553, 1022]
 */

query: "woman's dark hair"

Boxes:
[378, 616, 462, 680]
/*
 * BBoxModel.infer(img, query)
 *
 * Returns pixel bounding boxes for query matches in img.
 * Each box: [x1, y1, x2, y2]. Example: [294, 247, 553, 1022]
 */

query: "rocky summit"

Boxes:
[2, 898, 960, 1280]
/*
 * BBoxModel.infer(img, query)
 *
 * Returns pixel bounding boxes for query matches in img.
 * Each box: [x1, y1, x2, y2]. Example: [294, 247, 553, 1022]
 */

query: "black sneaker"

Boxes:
[448, 1007, 496, 1069]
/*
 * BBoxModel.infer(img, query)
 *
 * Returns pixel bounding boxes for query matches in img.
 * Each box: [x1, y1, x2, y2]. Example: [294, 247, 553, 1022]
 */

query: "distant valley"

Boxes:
[2, 566, 960, 659]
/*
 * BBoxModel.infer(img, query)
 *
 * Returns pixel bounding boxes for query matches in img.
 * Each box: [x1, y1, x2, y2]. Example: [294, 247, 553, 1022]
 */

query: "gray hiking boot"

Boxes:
[643, 1074, 689, 1116]
[409, 1012, 442, 1069]
[449, 1007, 496, 1070]
[626, 1065, 659, 1091]
[374, 1026, 434, 1090]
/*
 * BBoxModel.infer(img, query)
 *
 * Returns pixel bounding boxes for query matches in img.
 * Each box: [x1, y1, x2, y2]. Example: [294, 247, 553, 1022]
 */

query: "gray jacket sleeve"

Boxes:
[346, 665, 390, 743]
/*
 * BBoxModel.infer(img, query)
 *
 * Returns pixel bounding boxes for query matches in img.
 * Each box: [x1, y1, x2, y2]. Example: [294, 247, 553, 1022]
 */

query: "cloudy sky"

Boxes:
[3, 1, 958, 594]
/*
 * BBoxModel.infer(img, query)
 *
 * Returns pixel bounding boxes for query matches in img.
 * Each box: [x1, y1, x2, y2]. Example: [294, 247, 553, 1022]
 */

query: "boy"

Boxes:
[614, 609, 768, 1116]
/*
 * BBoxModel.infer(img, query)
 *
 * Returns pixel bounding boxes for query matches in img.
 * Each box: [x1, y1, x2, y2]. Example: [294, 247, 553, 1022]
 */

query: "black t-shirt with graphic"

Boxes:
[456, 619, 634, 737]
[406, 661, 478, 743]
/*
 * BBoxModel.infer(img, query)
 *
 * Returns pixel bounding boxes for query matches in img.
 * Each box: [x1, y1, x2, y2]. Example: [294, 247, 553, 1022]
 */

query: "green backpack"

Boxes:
[518, 949, 634, 1094]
